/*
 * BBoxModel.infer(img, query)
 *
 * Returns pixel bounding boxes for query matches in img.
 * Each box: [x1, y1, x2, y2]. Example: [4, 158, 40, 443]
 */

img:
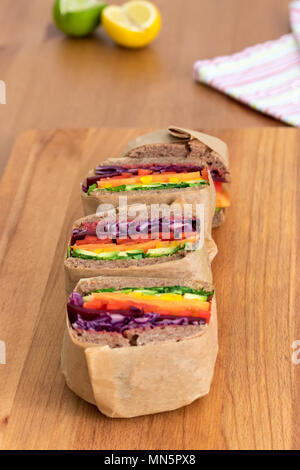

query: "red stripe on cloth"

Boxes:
[211, 50, 299, 87]
[196, 34, 292, 69]
[266, 100, 300, 112]
[245, 77, 300, 99]
[290, 6, 300, 14]
[211, 55, 300, 89]
[283, 106, 300, 116]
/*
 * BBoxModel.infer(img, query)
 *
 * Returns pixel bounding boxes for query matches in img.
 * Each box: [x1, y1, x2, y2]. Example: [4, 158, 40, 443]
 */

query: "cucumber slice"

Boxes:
[146, 246, 176, 257]
[184, 293, 208, 301]
[125, 249, 144, 255]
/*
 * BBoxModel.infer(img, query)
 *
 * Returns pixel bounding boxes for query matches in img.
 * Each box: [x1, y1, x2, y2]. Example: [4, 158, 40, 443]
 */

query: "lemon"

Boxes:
[53, 0, 107, 37]
[102, 1, 161, 48]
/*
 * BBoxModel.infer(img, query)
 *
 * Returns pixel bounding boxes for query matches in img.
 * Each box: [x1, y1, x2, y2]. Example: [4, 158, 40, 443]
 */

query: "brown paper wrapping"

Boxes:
[61, 295, 218, 418]
[65, 193, 217, 295]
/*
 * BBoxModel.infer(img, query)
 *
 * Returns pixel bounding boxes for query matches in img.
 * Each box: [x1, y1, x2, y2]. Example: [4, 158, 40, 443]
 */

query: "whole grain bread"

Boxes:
[120, 127, 230, 174]
[106, 139, 228, 176]
[65, 251, 186, 271]
[71, 323, 207, 348]
[75, 275, 213, 296]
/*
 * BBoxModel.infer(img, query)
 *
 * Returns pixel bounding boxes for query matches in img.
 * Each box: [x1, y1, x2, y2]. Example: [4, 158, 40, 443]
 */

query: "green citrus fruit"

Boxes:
[53, 0, 107, 37]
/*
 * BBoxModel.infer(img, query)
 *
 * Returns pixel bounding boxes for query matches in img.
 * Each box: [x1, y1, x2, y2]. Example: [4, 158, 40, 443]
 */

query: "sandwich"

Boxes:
[81, 126, 230, 227]
[64, 210, 217, 294]
[61, 276, 218, 417]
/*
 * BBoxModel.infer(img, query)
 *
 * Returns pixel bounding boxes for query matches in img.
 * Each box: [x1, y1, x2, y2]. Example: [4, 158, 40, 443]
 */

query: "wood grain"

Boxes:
[0, 127, 299, 450]
[0, 0, 293, 178]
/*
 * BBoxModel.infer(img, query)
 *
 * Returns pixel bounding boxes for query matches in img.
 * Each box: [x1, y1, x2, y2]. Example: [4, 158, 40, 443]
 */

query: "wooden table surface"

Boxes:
[0, 0, 294, 178]
[0, 127, 299, 450]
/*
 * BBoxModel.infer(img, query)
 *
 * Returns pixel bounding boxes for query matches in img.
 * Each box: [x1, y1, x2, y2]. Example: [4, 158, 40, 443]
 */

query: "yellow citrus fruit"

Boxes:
[102, 1, 161, 48]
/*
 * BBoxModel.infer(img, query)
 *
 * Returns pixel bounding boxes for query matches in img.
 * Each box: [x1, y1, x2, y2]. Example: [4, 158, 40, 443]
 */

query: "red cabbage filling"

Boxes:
[72, 312, 206, 334]
[70, 217, 199, 245]
[82, 164, 227, 192]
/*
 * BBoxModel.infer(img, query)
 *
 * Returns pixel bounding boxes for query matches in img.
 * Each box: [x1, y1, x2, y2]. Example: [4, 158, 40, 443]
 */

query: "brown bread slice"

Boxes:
[107, 139, 229, 178]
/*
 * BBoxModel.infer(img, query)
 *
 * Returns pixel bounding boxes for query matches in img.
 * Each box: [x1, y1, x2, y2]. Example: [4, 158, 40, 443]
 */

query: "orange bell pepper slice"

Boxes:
[89, 292, 210, 317]
[216, 188, 230, 208]
[97, 171, 204, 189]
[73, 243, 118, 252]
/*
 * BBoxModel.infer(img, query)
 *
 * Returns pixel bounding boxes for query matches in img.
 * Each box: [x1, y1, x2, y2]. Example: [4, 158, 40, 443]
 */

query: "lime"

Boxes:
[102, 1, 161, 48]
[53, 0, 107, 37]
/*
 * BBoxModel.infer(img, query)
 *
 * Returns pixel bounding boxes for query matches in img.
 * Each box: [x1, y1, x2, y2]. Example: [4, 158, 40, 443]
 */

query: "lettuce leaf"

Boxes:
[92, 285, 214, 298]
[87, 183, 97, 195]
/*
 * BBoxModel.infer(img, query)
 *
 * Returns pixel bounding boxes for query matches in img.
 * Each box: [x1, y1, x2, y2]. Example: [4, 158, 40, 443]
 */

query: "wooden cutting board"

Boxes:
[0, 128, 299, 450]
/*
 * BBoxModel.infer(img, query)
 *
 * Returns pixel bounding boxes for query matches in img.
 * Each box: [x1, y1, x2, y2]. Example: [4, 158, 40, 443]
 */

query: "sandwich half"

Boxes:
[81, 126, 230, 227]
[64, 211, 216, 294]
[61, 276, 218, 417]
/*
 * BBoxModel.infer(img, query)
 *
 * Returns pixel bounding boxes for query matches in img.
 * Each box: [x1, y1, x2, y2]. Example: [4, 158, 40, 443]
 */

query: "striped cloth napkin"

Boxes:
[193, 1, 300, 126]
